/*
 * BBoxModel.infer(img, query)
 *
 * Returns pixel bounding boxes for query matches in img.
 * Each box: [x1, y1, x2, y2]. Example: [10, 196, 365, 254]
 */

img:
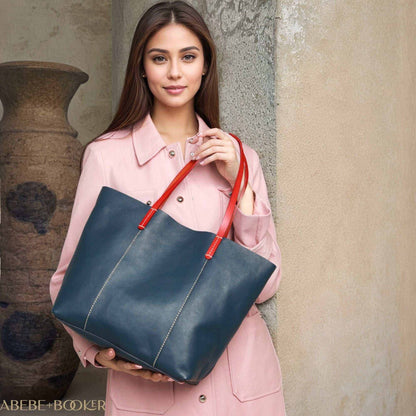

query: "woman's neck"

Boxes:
[150, 106, 199, 144]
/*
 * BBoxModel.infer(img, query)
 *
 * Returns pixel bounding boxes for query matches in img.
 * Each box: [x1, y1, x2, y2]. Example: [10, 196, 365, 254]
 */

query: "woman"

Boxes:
[49, 1, 286, 415]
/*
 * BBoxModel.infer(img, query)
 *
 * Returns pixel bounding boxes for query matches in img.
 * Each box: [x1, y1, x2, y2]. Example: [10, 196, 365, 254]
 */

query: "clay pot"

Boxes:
[0, 61, 88, 401]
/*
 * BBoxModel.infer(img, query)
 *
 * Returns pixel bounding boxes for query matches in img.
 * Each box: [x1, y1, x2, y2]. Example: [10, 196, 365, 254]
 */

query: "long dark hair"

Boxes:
[79, 0, 220, 170]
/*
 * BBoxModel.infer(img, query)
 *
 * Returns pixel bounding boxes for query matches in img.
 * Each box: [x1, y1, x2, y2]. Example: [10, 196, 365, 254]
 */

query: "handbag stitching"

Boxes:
[152, 258, 209, 367]
[83, 229, 143, 330]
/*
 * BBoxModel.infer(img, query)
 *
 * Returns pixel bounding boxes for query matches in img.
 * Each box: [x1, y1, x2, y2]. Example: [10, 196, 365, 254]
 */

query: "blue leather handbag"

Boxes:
[51, 133, 276, 385]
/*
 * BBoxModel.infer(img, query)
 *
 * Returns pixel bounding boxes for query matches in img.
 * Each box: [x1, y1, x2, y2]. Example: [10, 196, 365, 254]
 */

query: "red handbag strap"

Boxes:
[204, 133, 248, 258]
[138, 132, 249, 259]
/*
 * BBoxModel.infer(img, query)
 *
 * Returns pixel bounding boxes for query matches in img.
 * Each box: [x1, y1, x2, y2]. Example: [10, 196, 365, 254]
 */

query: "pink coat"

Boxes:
[49, 111, 286, 416]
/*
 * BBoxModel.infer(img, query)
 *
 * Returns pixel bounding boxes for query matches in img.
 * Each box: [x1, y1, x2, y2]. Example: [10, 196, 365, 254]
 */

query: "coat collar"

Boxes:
[132, 111, 211, 166]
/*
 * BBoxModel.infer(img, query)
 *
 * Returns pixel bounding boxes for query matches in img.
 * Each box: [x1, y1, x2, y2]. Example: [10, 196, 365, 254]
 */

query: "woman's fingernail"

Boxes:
[178, 381, 185, 384]
[134, 364, 142, 369]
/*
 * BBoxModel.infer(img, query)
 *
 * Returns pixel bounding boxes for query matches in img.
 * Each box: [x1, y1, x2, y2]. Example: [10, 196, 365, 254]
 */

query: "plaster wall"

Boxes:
[276, 1, 416, 414]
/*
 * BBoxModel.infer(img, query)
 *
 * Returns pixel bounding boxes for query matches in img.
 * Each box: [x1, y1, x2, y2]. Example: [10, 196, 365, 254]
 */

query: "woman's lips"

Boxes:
[164, 86, 186, 95]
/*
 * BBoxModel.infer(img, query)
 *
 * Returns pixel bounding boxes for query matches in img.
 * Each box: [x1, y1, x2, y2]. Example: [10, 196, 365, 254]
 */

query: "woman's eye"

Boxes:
[152, 55, 196, 63]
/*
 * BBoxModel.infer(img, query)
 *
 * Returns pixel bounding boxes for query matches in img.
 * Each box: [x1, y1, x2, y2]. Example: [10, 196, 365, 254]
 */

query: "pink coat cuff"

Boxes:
[83, 344, 106, 368]
[232, 190, 272, 249]
[61, 323, 106, 369]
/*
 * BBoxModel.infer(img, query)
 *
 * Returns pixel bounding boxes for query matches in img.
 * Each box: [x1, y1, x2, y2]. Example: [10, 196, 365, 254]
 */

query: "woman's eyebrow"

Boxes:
[147, 46, 200, 54]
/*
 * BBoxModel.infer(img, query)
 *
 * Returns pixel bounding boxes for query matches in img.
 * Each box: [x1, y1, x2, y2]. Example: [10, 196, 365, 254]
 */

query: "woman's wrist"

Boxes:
[235, 182, 254, 216]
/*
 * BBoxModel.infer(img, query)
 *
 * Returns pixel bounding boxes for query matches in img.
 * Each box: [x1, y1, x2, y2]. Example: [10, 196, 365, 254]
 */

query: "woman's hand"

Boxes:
[194, 128, 255, 215]
[95, 348, 178, 383]
[194, 128, 240, 186]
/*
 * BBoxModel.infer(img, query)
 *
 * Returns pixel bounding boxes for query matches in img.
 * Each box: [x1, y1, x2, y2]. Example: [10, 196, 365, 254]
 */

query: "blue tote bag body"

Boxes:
[52, 132, 276, 384]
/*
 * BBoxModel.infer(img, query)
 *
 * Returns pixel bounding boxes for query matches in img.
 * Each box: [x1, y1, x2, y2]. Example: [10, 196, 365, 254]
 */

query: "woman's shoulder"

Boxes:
[85, 125, 133, 153]
[96, 125, 132, 142]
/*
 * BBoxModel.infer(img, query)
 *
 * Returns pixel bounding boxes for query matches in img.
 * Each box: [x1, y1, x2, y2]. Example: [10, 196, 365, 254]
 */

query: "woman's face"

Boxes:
[143, 23, 207, 110]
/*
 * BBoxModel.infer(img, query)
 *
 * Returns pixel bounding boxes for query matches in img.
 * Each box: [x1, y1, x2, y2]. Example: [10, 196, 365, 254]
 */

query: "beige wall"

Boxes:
[276, 0, 416, 414]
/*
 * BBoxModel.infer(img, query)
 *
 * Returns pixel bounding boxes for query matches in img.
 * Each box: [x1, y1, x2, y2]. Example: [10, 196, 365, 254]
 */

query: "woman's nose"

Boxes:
[167, 61, 181, 78]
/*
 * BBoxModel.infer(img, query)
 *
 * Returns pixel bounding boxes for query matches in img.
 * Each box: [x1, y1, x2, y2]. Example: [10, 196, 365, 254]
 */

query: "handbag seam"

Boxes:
[153, 258, 209, 367]
[83, 229, 143, 330]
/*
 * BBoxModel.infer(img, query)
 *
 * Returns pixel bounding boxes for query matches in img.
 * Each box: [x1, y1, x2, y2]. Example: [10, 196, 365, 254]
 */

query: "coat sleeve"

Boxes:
[229, 143, 282, 304]
[49, 142, 106, 368]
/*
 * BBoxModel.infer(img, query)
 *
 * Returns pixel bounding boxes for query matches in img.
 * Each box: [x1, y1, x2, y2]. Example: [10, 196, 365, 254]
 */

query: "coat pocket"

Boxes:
[226, 309, 282, 402]
[109, 370, 175, 414]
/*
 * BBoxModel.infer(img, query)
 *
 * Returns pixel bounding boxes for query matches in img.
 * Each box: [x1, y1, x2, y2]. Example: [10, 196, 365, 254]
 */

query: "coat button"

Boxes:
[146, 200, 152, 205]
[169, 150, 176, 158]
[199, 394, 207, 403]
[177, 196, 184, 203]
[190, 152, 195, 157]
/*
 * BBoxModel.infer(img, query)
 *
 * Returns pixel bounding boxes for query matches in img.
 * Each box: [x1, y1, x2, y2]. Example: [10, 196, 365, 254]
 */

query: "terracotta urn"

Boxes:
[0, 61, 88, 401]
